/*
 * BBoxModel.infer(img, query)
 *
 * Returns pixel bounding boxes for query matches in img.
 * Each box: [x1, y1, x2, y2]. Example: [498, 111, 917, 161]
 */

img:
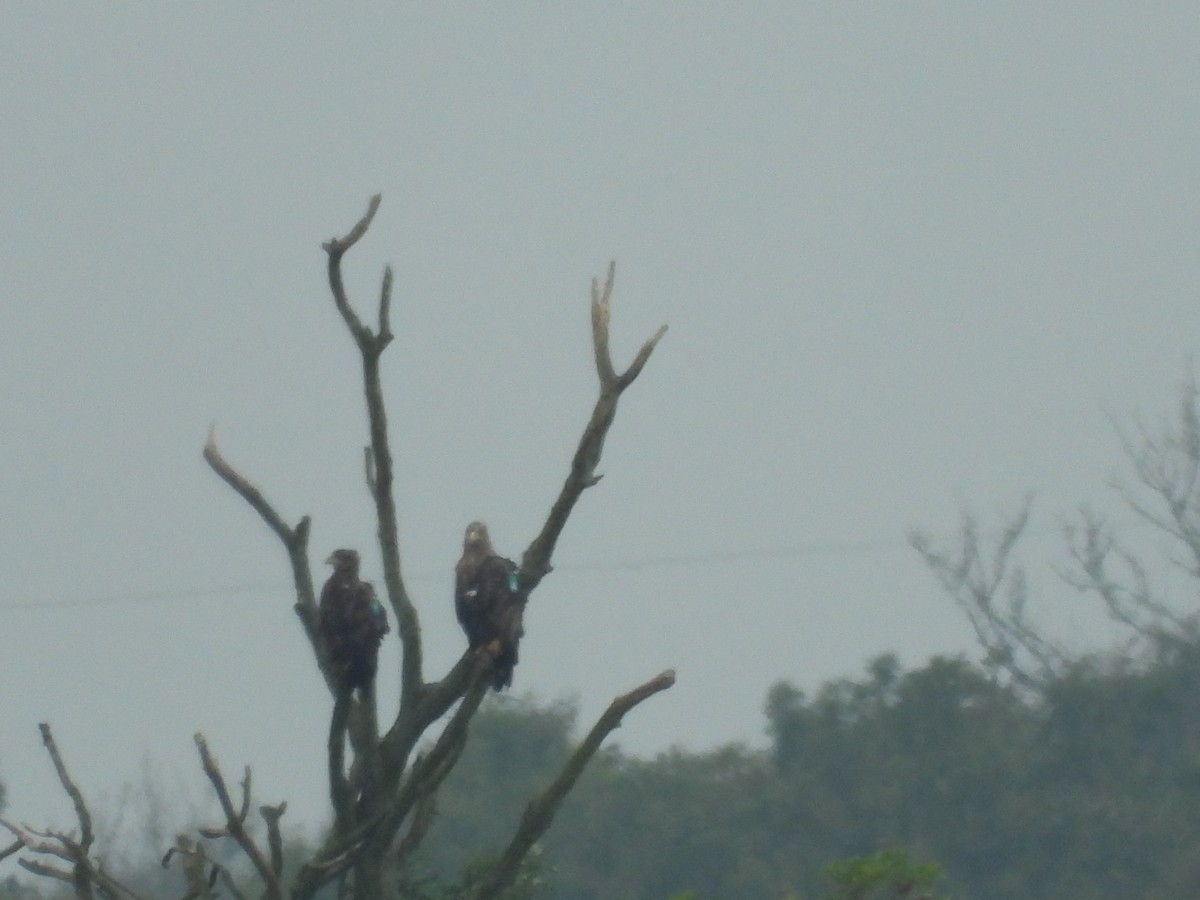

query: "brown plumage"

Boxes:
[455, 521, 524, 690]
[318, 549, 389, 697]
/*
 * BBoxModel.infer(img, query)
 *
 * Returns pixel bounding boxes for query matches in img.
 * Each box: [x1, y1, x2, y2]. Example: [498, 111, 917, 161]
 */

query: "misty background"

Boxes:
[3, 5, 1198, 836]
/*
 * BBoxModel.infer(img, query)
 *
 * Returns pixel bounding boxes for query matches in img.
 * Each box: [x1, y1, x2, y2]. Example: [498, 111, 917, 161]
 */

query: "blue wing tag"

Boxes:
[507, 571, 520, 593]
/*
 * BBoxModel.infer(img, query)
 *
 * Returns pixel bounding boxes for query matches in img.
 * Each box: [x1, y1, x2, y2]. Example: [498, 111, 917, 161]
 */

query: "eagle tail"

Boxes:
[491, 666, 513, 691]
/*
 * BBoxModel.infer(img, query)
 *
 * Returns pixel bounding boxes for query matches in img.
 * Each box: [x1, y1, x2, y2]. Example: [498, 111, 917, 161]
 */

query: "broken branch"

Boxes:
[202, 424, 320, 625]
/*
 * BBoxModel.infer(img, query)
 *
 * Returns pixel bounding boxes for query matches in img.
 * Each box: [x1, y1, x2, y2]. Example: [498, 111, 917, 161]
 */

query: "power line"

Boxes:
[1, 582, 286, 612]
[3, 538, 912, 612]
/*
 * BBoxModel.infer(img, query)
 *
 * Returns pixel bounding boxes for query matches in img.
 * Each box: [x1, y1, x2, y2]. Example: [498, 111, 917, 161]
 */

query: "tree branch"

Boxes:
[393, 791, 438, 867]
[4, 727, 147, 900]
[521, 262, 668, 589]
[18, 856, 75, 885]
[0, 839, 22, 863]
[323, 195, 422, 708]
[322, 193, 382, 347]
[202, 425, 324, 668]
[293, 669, 491, 900]
[1059, 377, 1200, 652]
[327, 695, 354, 832]
[910, 497, 1066, 689]
[260, 803, 287, 878]
[194, 733, 282, 900]
[467, 669, 676, 900]
[39, 723, 94, 859]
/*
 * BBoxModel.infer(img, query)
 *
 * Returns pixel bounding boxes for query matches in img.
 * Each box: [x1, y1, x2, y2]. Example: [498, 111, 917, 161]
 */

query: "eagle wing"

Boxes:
[318, 574, 388, 692]
[456, 554, 522, 689]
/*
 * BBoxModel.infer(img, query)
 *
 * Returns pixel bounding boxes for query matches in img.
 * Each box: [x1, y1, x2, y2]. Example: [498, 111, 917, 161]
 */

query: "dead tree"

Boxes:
[913, 376, 1200, 687]
[197, 195, 673, 899]
[4, 195, 672, 900]
[1061, 376, 1200, 654]
[909, 495, 1068, 690]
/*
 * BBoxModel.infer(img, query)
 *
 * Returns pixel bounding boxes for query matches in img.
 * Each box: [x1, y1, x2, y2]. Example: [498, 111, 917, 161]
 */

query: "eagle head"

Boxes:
[463, 521, 493, 553]
[325, 548, 360, 574]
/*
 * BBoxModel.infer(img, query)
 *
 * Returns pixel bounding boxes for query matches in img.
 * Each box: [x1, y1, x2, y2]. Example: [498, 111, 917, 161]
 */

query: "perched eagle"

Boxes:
[455, 521, 524, 690]
[318, 549, 389, 698]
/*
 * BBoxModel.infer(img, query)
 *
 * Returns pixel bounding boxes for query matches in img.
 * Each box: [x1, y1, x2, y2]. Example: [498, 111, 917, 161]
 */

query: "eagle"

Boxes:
[318, 548, 389, 698]
[455, 521, 524, 690]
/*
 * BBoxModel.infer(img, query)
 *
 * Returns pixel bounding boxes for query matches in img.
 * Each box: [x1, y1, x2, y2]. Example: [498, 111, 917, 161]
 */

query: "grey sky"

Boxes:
[3, 5, 1198, 833]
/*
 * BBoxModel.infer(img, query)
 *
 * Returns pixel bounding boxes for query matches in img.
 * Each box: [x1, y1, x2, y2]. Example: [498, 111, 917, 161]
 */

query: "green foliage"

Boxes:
[542, 647, 1200, 898]
[13, 648, 1200, 898]
[403, 694, 572, 893]
[397, 848, 544, 900]
[822, 849, 946, 900]
[0, 876, 42, 900]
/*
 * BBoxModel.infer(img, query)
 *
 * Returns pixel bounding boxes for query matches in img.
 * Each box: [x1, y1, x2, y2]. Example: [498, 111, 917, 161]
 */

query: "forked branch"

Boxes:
[910, 497, 1066, 689]
[397, 258, 671, 820]
[194, 733, 283, 900]
[521, 261, 668, 590]
[322, 195, 421, 706]
[2, 724, 147, 900]
[291, 671, 490, 900]
[40, 722, 94, 859]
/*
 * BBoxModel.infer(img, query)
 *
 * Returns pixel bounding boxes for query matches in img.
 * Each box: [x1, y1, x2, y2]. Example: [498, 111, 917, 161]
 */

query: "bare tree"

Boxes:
[1061, 376, 1200, 653]
[6, 196, 674, 900]
[909, 495, 1068, 690]
[913, 375, 1200, 687]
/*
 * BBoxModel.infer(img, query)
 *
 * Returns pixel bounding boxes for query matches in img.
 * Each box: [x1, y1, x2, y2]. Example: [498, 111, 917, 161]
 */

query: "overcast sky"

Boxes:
[3, 5, 1199, 837]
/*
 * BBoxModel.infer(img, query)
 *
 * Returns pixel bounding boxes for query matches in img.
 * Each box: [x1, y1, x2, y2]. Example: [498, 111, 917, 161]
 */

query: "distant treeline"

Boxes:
[412, 640, 1200, 899]
[6, 643, 1200, 899]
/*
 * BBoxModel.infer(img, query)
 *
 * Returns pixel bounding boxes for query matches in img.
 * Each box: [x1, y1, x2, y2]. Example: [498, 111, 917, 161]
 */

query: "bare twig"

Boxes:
[0, 821, 69, 865]
[467, 669, 676, 900]
[40, 723, 94, 857]
[194, 733, 282, 900]
[322, 194, 382, 311]
[1062, 512, 1190, 648]
[910, 497, 1066, 689]
[378, 265, 394, 343]
[4, 728, 147, 900]
[1060, 378, 1200, 651]
[18, 856, 74, 884]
